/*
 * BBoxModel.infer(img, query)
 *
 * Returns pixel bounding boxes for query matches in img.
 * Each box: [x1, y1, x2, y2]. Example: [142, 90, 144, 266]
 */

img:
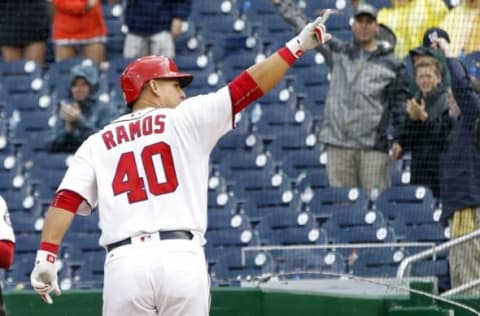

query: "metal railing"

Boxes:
[396, 229, 480, 296]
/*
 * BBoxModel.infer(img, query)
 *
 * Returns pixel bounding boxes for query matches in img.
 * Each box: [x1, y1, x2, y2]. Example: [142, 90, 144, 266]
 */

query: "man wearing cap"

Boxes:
[273, 1, 409, 194]
[319, 4, 409, 194]
[45, 63, 119, 153]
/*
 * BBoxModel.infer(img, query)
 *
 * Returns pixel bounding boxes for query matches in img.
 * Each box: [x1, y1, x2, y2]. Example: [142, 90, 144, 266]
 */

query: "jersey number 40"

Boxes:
[112, 142, 178, 203]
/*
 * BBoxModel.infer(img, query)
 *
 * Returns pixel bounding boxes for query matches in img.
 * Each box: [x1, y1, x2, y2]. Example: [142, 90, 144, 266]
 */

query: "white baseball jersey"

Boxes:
[0, 196, 15, 243]
[58, 87, 233, 246]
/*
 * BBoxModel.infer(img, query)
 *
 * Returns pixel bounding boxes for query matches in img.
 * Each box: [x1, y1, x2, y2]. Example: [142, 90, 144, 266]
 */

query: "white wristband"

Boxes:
[35, 250, 57, 264]
[285, 37, 304, 58]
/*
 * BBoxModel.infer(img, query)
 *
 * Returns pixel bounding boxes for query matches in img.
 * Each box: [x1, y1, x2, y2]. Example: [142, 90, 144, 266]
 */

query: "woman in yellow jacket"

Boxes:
[440, 0, 480, 57]
[377, 0, 449, 58]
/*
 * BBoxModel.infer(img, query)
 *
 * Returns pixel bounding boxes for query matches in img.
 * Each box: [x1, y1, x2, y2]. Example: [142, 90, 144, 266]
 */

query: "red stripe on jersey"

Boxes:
[228, 71, 264, 116]
[39, 242, 59, 255]
[51, 189, 84, 213]
[277, 47, 298, 66]
[0, 240, 14, 268]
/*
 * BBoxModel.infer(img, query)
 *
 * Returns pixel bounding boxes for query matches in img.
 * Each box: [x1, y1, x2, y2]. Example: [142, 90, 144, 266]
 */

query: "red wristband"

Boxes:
[40, 242, 59, 254]
[277, 47, 298, 66]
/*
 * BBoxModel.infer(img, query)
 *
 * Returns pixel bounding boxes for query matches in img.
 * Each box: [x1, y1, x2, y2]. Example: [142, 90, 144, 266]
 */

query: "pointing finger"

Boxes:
[314, 9, 335, 25]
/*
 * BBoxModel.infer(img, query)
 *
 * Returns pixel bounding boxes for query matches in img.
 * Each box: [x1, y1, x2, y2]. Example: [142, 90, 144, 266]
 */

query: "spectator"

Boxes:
[392, 56, 453, 197]
[0, 196, 15, 316]
[440, 0, 480, 57]
[45, 62, 118, 153]
[51, 0, 107, 64]
[435, 36, 480, 296]
[377, 0, 449, 58]
[0, 1, 50, 67]
[123, 0, 192, 58]
[406, 27, 452, 96]
[273, 1, 409, 194]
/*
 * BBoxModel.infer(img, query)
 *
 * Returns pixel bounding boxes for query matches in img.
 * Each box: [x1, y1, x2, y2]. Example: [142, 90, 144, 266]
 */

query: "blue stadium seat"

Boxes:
[308, 187, 369, 219]
[11, 214, 39, 235]
[256, 210, 327, 246]
[300, 84, 329, 112]
[295, 168, 330, 195]
[276, 249, 346, 280]
[0, 60, 44, 96]
[68, 212, 101, 234]
[352, 247, 406, 277]
[208, 211, 251, 232]
[218, 150, 276, 180]
[231, 168, 291, 200]
[211, 248, 276, 284]
[267, 131, 319, 159]
[327, 225, 397, 244]
[366, 0, 392, 9]
[104, 10, 125, 59]
[44, 57, 85, 97]
[393, 222, 448, 243]
[280, 146, 326, 179]
[206, 226, 258, 249]
[374, 185, 437, 224]
[14, 234, 40, 254]
[255, 105, 313, 138]
[73, 255, 104, 288]
[325, 11, 352, 31]
[298, 63, 330, 87]
[323, 208, 386, 229]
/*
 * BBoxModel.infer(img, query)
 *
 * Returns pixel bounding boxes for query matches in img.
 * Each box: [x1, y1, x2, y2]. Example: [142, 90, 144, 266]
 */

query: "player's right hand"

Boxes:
[285, 9, 333, 57]
[30, 250, 61, 304]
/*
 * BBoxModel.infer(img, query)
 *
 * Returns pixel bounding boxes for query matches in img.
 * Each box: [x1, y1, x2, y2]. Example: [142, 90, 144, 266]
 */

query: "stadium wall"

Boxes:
[4, 286, 480, 316]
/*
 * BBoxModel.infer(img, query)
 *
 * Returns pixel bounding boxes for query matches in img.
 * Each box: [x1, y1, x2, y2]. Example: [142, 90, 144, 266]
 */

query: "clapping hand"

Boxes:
[406, 98, 428, 121]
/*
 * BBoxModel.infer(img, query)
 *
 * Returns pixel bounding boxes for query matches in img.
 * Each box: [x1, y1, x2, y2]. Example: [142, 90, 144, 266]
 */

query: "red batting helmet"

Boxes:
[120, 55, 193, 105]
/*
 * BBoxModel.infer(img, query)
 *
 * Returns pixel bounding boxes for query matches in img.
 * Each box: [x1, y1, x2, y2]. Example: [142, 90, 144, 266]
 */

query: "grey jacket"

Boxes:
[273, 0, 409, 151]
[318, 39, 409, 151]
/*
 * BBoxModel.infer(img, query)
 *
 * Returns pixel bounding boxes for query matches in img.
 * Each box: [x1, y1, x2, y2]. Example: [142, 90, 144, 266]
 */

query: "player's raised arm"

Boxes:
[228, 11, 332, 113]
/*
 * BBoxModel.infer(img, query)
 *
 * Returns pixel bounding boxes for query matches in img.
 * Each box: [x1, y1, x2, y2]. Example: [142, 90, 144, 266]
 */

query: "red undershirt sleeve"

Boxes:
[50, 189, 85, 214]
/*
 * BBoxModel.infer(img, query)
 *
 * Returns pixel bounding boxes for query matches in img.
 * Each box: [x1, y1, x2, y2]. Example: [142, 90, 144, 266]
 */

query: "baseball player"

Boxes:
[0, 195, 15, 316]
[30, 12, 333, 316]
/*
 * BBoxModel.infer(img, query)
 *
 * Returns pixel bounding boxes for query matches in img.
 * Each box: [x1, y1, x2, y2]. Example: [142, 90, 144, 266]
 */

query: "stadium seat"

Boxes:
[44, 57, 85, 97]
[0, 60, 44, 96]
[208, 211, 251, 232]
[280, 146, 326, 179]
[276, 249, 346, 280]
[325, 11, 352, 31]
[105, 18, 125, 60]
[206, 226, 258, 249]
[352, 247, 406, 277]
[256, 210, 327, 246]
[366, 0, 392, 9]
[218, 150, 276, 180]
[295, 168, 330, 198]
[327, 225, 397, 244]
[211, 248, 276, 285]
[255, 105, 314, 138]
[374, 185, 437, 224]
[231, 168, 292, 200]
[267, 131, 319, 160]
[308, 187, 369, 219]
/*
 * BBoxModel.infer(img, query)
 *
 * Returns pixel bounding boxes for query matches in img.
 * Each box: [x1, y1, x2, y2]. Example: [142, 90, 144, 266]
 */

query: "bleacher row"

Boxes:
[1, 0, 477, 292]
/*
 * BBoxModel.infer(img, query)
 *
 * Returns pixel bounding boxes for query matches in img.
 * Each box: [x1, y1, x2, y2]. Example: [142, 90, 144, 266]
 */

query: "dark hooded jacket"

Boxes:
[45, 63, 118, 153]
